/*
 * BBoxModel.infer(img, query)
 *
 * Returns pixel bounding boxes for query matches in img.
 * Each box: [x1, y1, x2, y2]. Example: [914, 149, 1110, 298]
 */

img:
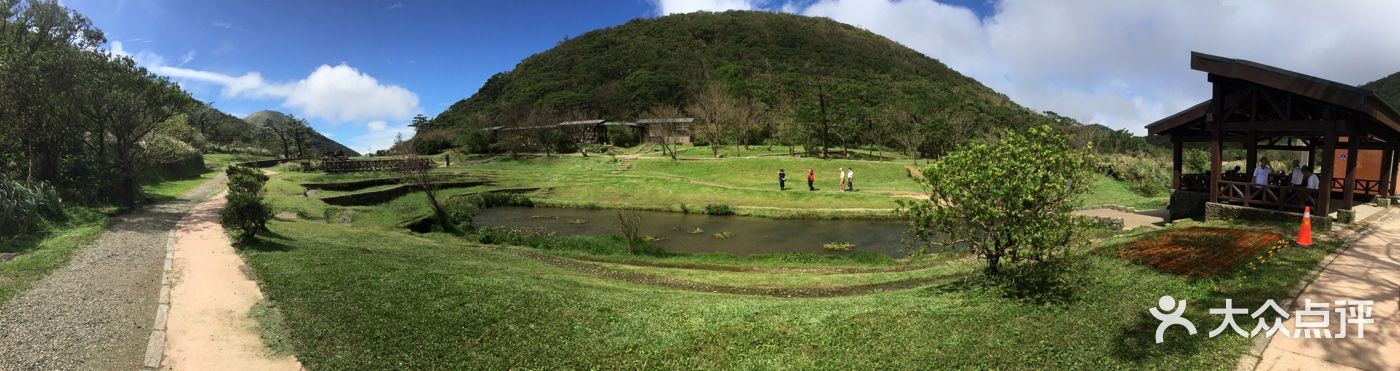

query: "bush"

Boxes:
[411, 127, 457, 155]
[606, 126, 639, 147]
[220, 166, 270, 243]
[1094, 153, 1170, 196]
[442, 192, 535, 231]
[0, 179, 66, 238]
[704, 204, 734, 215]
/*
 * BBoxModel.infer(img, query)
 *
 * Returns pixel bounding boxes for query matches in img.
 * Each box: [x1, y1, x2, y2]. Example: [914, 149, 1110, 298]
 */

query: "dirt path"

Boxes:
[161, 192, 302, 370]
[1252, 213, 1400, 370]
[0, 175, 226, 370]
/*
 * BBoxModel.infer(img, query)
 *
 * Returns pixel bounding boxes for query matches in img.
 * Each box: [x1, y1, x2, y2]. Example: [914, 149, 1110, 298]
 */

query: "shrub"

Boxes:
[1094, 153, 1170, 196]
[606, 126, 639, 147]
[0, 178, 66, 238]
[442, 192, 535, 231]
[220, 166, 271, 243]
[704, 204, 734, 215]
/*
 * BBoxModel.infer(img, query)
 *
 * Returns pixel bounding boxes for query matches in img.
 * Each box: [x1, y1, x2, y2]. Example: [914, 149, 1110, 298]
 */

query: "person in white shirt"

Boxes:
[1253, 157, 1272, 186]
[1303, 165, 1320, 190]
[1289, 160, 1304, 186]
[837, 167, 846, 192]
[846, 168, 854, 191]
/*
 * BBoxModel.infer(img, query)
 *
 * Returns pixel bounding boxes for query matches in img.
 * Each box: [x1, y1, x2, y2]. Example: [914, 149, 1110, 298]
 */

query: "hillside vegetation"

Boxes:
[428, 11, 1047, 158]
[1361, 70, 1400, 109]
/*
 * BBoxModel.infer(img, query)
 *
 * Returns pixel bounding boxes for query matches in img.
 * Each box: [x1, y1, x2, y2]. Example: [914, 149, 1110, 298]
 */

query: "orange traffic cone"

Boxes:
[1296, 207, 1313, 248]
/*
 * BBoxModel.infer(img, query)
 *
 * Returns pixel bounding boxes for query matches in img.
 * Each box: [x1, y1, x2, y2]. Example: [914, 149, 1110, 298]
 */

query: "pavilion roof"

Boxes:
[1146, 52, 1400, 136]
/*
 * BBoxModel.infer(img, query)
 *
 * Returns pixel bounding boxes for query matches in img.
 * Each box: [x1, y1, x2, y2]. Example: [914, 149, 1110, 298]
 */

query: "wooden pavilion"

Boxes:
[1147, 52, 1400, 218]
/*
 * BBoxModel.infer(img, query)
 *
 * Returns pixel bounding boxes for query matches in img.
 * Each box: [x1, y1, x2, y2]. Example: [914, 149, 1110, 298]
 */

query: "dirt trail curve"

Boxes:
[0, 175, 226, 370]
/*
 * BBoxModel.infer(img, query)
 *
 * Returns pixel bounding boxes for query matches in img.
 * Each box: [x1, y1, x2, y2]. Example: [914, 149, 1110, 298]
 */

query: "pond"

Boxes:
[471, 207, 912, 257]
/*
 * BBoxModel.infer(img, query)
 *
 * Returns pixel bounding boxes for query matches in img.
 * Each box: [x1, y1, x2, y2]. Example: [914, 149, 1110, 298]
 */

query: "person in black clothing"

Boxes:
[778, 169, 787, 190]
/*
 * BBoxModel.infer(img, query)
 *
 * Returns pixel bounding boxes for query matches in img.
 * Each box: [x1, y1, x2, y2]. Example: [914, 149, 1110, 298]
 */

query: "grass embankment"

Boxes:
[0, 209, 108, 304]
[453, 155, 922, 217]
[1079, 174, 1170, 210]
[242, 209, 1339, 368]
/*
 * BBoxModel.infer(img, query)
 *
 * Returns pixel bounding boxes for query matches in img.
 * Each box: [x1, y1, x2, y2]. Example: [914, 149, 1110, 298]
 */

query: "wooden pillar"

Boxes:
[1380, 147, 1394, 197]
[1245, 130, 1258, 178]
[1209, 117, 1223, 203]
[1318, 126, 1336, 216]
[1172, 138, 1183, 190]
[1342, 135, 1359, 210]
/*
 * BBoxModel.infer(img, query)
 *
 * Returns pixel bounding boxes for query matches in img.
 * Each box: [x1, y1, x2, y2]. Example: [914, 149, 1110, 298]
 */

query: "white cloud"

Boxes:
[211, 21, 238, 29]
[113, 42, 422, 125]
[651, 0, 760, 15]
[348, 122, 414, 154]
[655, 0, 1400, 133]
[367, 121, 389, 131]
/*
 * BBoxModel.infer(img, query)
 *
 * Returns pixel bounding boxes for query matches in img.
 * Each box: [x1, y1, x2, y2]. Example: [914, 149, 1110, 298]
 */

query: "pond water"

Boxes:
[472, 207, 911, 257]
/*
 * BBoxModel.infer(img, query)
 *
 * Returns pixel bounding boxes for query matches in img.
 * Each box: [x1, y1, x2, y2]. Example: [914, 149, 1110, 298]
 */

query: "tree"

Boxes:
[97, 57, 194, 207]
[399, 151, 453, 233]
[284, 115, 314, 158]
[899, 126, 1092, 274]
[186, 103, 221, 140]
[408, 114, 430, 129]
[640, 105, 685, 160]
[559, 111, 600, 157]
[261, 118, 294, 159]
[687, 83, 737, 158]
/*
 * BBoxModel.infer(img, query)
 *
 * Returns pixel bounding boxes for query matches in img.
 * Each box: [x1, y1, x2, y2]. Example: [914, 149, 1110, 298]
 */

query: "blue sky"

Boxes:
[71, 0, 1400, 151]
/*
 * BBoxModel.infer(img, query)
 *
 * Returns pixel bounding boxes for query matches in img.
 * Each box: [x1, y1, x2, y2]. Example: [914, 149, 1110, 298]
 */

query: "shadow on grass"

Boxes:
[242, 229, 295, 252]
[930, 258, 1083, 306]
[1110, 310, 1210, 362]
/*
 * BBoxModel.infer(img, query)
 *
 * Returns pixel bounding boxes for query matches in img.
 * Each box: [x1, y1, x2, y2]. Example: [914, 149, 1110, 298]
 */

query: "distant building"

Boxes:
[636, 118, 693, 145]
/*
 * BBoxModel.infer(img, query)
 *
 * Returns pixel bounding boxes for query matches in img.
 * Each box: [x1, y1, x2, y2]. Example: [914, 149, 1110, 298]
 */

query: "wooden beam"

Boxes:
[1318, 124, 1336, 216]
[1220, 120, 1347, 133]
[1173, 138, 1183, 190]
[1343, 132, 1359, 210]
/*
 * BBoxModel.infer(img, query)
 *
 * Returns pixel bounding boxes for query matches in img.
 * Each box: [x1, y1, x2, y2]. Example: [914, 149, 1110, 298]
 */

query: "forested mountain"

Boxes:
[244, 111, 360, 157]
[1361, 70, 1400, 109]
[427, 11, 1049, 157]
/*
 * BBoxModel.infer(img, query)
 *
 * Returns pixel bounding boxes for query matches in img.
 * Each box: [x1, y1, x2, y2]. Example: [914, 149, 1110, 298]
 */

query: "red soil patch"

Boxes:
[1117, 227, 1283, 278]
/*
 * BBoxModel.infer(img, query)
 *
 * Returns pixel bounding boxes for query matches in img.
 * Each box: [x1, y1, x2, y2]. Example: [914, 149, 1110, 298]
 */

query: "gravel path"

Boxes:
[0, 175, 226, 370]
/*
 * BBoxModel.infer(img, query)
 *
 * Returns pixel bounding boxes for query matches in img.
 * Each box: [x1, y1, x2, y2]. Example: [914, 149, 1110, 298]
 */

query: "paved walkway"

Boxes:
[161, 192, 301, 370]
[0, 176, 225, 370]
[1254, 214, 1400, 370]
[1072, 208, 1168, 229]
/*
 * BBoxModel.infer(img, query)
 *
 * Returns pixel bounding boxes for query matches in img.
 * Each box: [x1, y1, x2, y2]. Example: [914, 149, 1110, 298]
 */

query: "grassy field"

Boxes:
[1079, 174, 1170, 210]
[238, 150, 1342, 368]
[242, 216, 1336, 369]
[0, 209, 108, 305]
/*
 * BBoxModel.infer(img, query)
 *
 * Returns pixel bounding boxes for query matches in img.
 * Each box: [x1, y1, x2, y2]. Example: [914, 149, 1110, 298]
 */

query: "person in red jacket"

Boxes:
[807, 168, 815, 191]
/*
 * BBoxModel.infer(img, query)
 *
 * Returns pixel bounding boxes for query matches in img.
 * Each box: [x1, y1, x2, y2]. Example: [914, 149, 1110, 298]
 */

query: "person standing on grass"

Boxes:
[837, 167, 846, 192]
[1253, 157, 1272, 186]
[807, 168, 815, 191]
[846, 168, 854, 191]
[778, 169, 787, 190]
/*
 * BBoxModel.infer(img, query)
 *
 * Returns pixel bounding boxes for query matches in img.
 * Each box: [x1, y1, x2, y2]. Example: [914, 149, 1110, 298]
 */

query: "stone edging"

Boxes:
[1075, 204, 1140, 213]
[1236, 207, 1394, 370]
[142, 226, 178, 370]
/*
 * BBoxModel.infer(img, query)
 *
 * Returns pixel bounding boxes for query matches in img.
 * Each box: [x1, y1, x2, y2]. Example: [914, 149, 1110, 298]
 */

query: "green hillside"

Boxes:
[244, 110, 360, 156]
[428, 11, 1044, 155]
[1361, 70, 1400, 109]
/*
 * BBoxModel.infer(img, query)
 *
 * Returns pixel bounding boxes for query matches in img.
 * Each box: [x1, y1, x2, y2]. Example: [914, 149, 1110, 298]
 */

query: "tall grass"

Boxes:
[0, 178, 66, 238]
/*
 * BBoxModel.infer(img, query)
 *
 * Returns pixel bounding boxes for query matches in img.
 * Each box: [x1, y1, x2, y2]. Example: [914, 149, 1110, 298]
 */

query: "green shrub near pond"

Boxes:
[475, 227, 670, 257]
[704, 204, 734, 215]
[443, 192, 536, 231]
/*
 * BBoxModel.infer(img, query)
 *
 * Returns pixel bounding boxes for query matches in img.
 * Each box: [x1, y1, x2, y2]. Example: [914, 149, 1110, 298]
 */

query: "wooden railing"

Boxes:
[1329, 178, 1381, 195]
[1216, 180, 1316, 211]
[321, 158, 434, 173]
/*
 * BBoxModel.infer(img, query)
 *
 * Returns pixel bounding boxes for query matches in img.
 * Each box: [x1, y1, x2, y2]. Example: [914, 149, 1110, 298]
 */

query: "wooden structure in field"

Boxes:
[1147, 52, 1400, 216]
[636, 117, 693, 145]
